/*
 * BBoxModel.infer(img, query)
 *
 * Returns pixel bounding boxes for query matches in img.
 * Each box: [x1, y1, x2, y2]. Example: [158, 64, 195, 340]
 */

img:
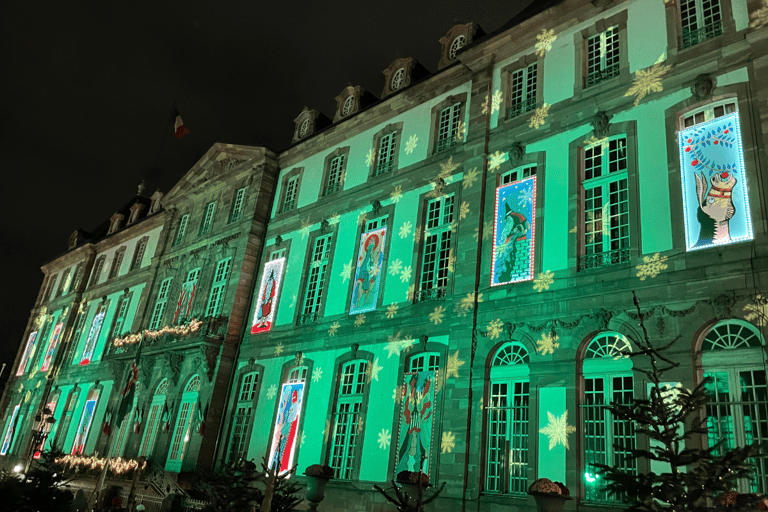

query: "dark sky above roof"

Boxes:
[0, 0, 536, 369]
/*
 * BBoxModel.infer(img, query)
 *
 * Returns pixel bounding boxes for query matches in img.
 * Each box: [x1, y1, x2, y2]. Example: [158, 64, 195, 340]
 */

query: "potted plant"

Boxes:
[304, 464, 334, 510]
[528, 478, 572, 512]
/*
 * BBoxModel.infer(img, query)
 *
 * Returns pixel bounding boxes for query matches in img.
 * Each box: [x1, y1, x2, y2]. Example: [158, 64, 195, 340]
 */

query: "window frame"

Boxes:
[417, 194, 455, 302]
[371, 123, 403, 177]
[149, 277, 173, 330]
[138, 379, 169, 458]
[428, 94, 467, 156]
[299, 233, 334, 325]
[500, 54, 542, 124]
[173, 214, 190, 247]
[206, 257, 232, 318]
[229, 186, 248, 223]
[88, 256, 106, 288]
[573, 12, 628, 96]
[199, 201, 217, 236]
[226, 368, 262, 464]
[677, 0, 725, 49]
[327, 358, 371, 480]
[278, 168, 303, 215]
[320, 148, 350, 198]
[108, 247, 126, 280]
[130, 237, 149, 271]
[166, 374, 201, 472]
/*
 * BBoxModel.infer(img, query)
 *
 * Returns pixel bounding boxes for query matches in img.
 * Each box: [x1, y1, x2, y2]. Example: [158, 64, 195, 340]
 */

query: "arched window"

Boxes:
[269, 366, 308, 474]
[701, 320, 768, 492]
[485, 342, 530, 495]
[227, 370, 260, 464]
[139, 379, 169, 458]
[581, 332, 635, 502]
[166, 375, 200, 472]
[329, 359, 369, 479]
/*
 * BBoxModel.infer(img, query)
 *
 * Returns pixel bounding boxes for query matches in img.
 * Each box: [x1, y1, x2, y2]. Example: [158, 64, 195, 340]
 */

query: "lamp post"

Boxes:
[24, 406, 56, 474]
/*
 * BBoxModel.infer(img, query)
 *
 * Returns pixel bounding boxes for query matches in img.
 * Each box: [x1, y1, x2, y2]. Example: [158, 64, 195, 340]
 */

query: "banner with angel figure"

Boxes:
[678, 112, 753, 251]
[268, 382, 305, 474]
[491, 176, 536, 286]
[394, 370, 438, 478]
[251, 258, 285, 334]
[349, 227, 387, 315]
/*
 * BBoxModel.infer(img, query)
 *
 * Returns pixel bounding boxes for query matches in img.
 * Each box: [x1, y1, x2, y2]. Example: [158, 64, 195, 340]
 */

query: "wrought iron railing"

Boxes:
[682, 21, 723, 48]
[585, 63, 621, 87]
[435, 137, 458, 154]
[279, 200, 294, 214]
[299, 311, 319, 325]
[507, 97, 537, 119]
[323, 182, 340, 196]
[416, 287, 447, 303]
[375, 160, 394, 176]
[579, 248, 630, 271]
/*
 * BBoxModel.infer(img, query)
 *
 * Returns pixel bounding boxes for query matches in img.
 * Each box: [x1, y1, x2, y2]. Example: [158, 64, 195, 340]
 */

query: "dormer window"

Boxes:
[334, 86, 374, 123]
[391, 68, 405, 91]
[149, 191, 164, 214]
[449, 35, 466, 60]
[299, 118, 310, 138]
[438, 23, 483, 70]
[127, 202, 145, 225]
[341, 96, 355, 117]
[108, 213, 125, 235]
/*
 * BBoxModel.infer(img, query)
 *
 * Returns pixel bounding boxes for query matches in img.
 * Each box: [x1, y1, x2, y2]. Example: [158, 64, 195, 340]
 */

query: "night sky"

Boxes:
[0, 0, 535, 371]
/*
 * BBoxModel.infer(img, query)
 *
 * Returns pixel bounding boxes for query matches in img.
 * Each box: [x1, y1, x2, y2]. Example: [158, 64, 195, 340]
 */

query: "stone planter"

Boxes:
[528, 491, 573, 512]
[305, 474, 331, 503]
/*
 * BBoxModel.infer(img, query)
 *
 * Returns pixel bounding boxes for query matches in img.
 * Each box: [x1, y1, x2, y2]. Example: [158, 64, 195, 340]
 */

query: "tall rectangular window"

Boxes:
[681, 0, 722, 48]
[88, 257, 106, 288]
[300, 234, 332, 324]
[330, 360, 369, 479]
[508, 63, 537, 119]
[173, 215, 189, 246]
[44, 275, 58, 302]
[281, 176, 299, 213]
[581, 137, 629, 270]
[586, 26, 620, 87]
[130, 238, 148, 271]
[111, 293, 132, 338]
[206, 258, 232, 317]
[149, 278, 173, 330]
[227, 371, 259, 464]
[139, 380, 168, 458]
[436, 103, 461, 153]
[324, 156, 345, 196]
[229, 187, 247, 223]
[199, 202, 216, 235]
[108, 249, 125, 279]
[418, 195, 454, 301]
[375, 132, 398, 175]
[486, 381, 529, 494]
[56, 269, 71, 298]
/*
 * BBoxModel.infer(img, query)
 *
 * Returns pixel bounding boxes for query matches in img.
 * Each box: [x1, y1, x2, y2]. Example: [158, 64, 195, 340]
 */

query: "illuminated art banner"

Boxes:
[394, 370, 438, 478]
[491, 176, 536, 285]
[251, 258, 285, 334]
[0, 405, 20, 455]
[350, 227, 387, 315]
[72, 397, 98, 455]
[678, 113, 753, 251]
[268, 382, 305, 474]
[16, 331, 38, 376]
[41, 323, 63, 372]
[80, 311, 106, 365]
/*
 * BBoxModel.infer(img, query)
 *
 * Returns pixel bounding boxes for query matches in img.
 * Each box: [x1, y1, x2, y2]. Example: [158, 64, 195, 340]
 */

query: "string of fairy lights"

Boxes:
[54, 454, 147, 475]
[113, 319, 203, 347]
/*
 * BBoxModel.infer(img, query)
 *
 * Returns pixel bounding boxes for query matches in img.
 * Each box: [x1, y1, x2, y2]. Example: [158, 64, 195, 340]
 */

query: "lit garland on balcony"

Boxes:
[113, 319, 203, 347]
[54, 454, 147, 475]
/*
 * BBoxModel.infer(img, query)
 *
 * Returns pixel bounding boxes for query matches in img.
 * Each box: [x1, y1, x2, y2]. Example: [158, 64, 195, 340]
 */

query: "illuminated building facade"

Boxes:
[2, 0, 768, 509]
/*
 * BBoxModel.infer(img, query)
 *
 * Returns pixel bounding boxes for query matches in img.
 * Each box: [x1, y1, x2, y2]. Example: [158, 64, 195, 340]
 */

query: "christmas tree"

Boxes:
[594, 292, 764, 512]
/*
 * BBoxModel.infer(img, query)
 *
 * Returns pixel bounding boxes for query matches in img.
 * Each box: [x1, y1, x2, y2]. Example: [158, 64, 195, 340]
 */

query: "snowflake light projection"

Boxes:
[459, 202, 470, 220]
[446, 351, 465, 378]
[441, 431, 456, 454]
[751, 0, 768, 27]
[289, 294, 297, 309]
[274, 343, 284, 356]
[636, 253, 668, 280]
[487, 319, 504, 339]
[312, 367, 322, 383]
[357, 211, 368, 226]
[328, 213, 340, 225]
[482, 95, 490, 115]
[399, 221, 413, 239]
[430, 306, 445, 325]
[266, 384, 277, 400]
[439, 155, 461, 177]
[537, 332, 560, 355]
[678, 112, 753, 251]
[389, 259, 403, 276]
[328, 321, 340, 336]
[447, 250, 456, 273]
[463, 167, 479, 189]
[354, 314, 366, 327]
[492, 176, 536, 286]
[366, 358, 383, 383]
[540, 411, 576, 450]
[390, 185, 403, 203]
[491, 90, 503, 114]
[400, 266, 412, 283]
[488, 151, 507, 172]
[405, 134, 418, 154]
[386, 336, 415, 359]
[386, 303, 399, 319]
[366, 148, 376, 166]
[301, 432, 306, 446]
[535, 28, 556, 57]
[299, 216, 312, 239]
[455, 121, 467, 142]
[533, 270, 554, 292]
[455, 292, 482, 317]
[744, 295, 768, 326]
[585, 203, 611, 244]
[584, 135, 609, 151]
[378, 429, 391, 449]
[529, 103, 550, 129]
[251, 258, 285, 334]
[406, 284, 415, 302]
[625, 55, 671, 107]
[340, 260, 354, 283]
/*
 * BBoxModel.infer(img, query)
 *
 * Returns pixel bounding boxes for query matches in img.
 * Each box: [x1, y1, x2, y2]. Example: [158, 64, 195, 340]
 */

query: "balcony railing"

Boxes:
[375, 160, 394, 176]
[682, 21, 723, 48]
[435, 137, 458, 154]
[299, 311, 319, 325]
[585, 63, 621, 87]
[323, 181, 340, 196]
[279, 200, 294, 214]
[579, 248, 630, 271]
[416, 287, 447, 303]
[507, 97, 537, 119]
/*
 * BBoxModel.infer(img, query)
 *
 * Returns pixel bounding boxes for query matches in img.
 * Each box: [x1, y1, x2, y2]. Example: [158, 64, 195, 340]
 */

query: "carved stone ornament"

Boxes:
[710, 293, 736, 320]
[108, 360, 125, 382]
[591, 308, 613, 330]
[691, 74, 715, 101]
[591, 111, 612, 139]
[320, 219, 329, 234]
[507, 142, 526, 167]
[140, 362, 154, 388]
[275, 235, 283, 247]
[163, 352, 185, 386]
[419, 334, 429, 351]
[68, 230, 82, 250]
[371, 199, 382, 216]
[351, 343, 359, 358]
[294, 351, 303, 366]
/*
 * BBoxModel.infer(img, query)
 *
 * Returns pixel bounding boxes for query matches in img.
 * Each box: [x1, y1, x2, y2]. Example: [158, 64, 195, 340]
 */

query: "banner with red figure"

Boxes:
[251, 258, 285, 333]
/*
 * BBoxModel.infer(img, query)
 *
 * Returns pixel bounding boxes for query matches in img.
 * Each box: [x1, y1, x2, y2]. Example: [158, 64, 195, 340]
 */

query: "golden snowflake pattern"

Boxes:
[354, 314, 366, 327]
[463, 167, 479, 189]
[447, 249, 456, 273]
[274, 343, 284, 356]
[446, 350, 465, 379]
[366, 148, 376, 166]
[406, 284, 415, 302]
[328, 321, 340, 337]
[750, 0, 768, 28]
[340, 259, 354, 283]
[455, 292, 482, 317]
[491, 90, 503, 114]
[400, 265, 412, 283]
[529, 103, 550, 129]
[385, 336, 415, 358]
[533, 270, 554, 292]
[473, 221, 493, 242]
[625, 55, 672, 107]
[481, 94, 490, 115]
[459, 202, 470, 220]
[299, 216, 312, 239]
[487, 319, 504, 340]
[366, 357, 383, 383]
[569, 226, 578, 233]
[405, 134, 418, 154]
[488, 150, 507, 172]
[439, 156, 461, 177]
[535, 28, 557, 57]
[390, 185, 403, 203]
[399, 221, 413, 239]
[328, 213, 340, 225]
[744, 295, 768, 327]
[539, 411, 577, 450]
[386, 303, 399, 319]
[455, 120, 466, 142]
[357, 211, 368, 226]
[357, 417, 365, 433]
[537, 332, 560, 355]
[636, 253, 669, 281]
[583, 135, 609, 151]
[389, 259, 403, 276]
[429, 306, 445, 325]
[378, 428, 391, 449]
[413, 226, 421, 244]
[585, 203, 612, 244]
[441, 431, 456, 454]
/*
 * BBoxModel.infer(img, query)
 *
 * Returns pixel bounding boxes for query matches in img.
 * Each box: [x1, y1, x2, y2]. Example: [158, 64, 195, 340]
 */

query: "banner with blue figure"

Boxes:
[394, 370, 438, 478]
[268, 382, 305, 475]
[678, 112, 753, 251]
[349, 227, 387, 314]
[491, 176, 536, 286]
